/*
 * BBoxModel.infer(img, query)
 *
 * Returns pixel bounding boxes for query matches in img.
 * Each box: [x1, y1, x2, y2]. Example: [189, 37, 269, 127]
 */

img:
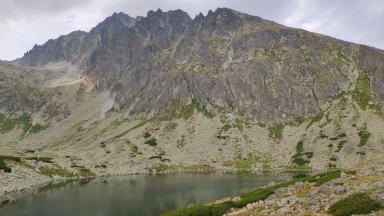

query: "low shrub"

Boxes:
[328, 192, 383, 216]
[267, 123, 285, 140]
[144, 132, 151, 138]
[145, 137, 157, 146]
[357, 131, 371, 146]
[0, 160, 11, 172]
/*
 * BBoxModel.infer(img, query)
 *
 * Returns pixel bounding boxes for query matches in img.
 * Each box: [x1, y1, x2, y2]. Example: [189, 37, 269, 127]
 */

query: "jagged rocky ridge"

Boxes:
[17, 8, 384, 121]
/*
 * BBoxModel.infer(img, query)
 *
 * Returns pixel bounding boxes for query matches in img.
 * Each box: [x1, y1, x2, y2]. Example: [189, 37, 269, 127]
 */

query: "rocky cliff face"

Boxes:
[17, 8, 384, 122]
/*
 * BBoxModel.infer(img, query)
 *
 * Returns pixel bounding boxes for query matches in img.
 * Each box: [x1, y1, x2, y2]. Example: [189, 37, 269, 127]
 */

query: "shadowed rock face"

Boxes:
[17, 8, 384, 121]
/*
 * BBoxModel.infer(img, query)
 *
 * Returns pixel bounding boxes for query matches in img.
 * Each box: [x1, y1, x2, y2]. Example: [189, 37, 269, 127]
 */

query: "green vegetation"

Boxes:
[336, 140, 347, 152]
[149, 155, 170, 162]
[289, 116, 307, 127]
[112, 118, 152, 140]
[25, 157, 53, 163]
[351, 73, 379, 111]
[222, 155, 272, 171]
[29, 124, 46, 133]
[0, 155, 21, 161]
[177, 135, 187, 148]
[0, 160, 11, 172]
[145, 137, 158, 146]
[263, 47, 281, 62]
[329, 133, 347, 141]
[191, 99, 214, 118]
[160, 100, 194, 120]
[267, 123, 285, 140]
[328, 192, 383, 216]
[144, 132, 151, 138]
[305, 112, 324, 130]
[292, 140, 310, 166]
[70, 165, 96, 177]
[39, 166, 75, 178]
[128, 143, 139, 153]
[356, 151, 366, 155]
[163, 122, 177, 134]
[161, 171, 341, 216]
[160, 99, 214, 120]
[328, 73, 381, 113]
[0, 113, 46, 134]
[357, 130, 371, 146]
[257, 122, 266, 128]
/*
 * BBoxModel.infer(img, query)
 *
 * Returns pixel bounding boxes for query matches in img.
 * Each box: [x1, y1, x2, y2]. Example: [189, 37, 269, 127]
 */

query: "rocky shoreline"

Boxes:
[162, 157, 384, 216]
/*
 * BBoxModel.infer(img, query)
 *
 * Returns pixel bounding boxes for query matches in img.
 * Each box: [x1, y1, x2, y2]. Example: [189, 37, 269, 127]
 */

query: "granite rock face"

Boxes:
[17, 8, 384, 121]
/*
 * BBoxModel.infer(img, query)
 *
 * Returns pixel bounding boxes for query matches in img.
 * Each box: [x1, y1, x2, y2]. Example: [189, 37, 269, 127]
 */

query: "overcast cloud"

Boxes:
[1, 0, 383, 60]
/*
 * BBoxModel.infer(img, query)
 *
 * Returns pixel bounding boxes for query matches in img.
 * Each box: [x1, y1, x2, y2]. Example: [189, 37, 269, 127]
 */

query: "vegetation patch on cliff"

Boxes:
[292, 141, 313, 166]
[0, 113, 46, 134]
[357, 130, 371, 146]
[267, 123, 285, 140]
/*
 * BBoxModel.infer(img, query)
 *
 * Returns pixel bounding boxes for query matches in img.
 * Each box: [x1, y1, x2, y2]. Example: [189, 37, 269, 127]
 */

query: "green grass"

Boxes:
[161, 170, 341, 216]
[25, 157, 53, 163]
[14, 113, 33, 132]
[263, 47, 282, 62]
[305, 112, 324, 130]
[267, 123, 285, 140]
[0, 113, 16, 133]
[357, 130, 371, 146]
[0, 113, 46, 134]
[329, 73, 381, 113]
[351, 73, 375, 110]
[29, 124, 46, 134]
[328, 192, 383, 216]
[191, 99, 214, 119]
[222, 155, 272, 171]
[0, 155, 22, 161]
[40, 166, 75, 178]
[160, 99, 214, 120]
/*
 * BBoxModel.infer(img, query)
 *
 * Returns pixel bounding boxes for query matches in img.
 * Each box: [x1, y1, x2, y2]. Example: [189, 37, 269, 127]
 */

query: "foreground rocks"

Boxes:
[224, 158, 384, 216]
[0, 161, 51, 205]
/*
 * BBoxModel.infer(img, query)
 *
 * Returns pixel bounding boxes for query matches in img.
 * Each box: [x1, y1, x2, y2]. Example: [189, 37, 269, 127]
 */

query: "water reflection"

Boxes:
[0, 174, 290, 216]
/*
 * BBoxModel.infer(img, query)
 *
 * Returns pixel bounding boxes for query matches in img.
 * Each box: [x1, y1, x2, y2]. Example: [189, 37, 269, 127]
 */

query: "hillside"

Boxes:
[1, 7, 384, 207]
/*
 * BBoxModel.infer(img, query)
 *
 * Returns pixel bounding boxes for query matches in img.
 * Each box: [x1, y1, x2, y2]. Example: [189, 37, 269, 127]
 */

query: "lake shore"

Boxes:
[2, 157, 384, 216]
[162, 157, 384, 216]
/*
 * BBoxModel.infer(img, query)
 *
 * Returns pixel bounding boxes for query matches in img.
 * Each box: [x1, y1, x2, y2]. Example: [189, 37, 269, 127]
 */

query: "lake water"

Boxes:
[0, 174, 290, 216]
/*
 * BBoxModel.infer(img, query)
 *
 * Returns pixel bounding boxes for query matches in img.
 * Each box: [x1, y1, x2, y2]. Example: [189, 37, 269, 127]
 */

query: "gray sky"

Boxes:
[1, 0, 383, 60]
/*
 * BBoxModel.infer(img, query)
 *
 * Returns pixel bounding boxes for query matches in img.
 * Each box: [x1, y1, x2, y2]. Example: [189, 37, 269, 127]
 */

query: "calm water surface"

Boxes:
[0, 174, 290, 216]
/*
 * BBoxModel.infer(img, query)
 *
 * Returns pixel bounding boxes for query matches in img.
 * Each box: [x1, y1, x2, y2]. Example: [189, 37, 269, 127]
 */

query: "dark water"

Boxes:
[0, 174, 290, 216]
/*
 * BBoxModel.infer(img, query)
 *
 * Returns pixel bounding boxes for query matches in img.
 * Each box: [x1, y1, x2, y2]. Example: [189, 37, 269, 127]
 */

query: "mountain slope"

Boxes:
[17, 8, 384, 122]
[0, 8, 383, 182]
